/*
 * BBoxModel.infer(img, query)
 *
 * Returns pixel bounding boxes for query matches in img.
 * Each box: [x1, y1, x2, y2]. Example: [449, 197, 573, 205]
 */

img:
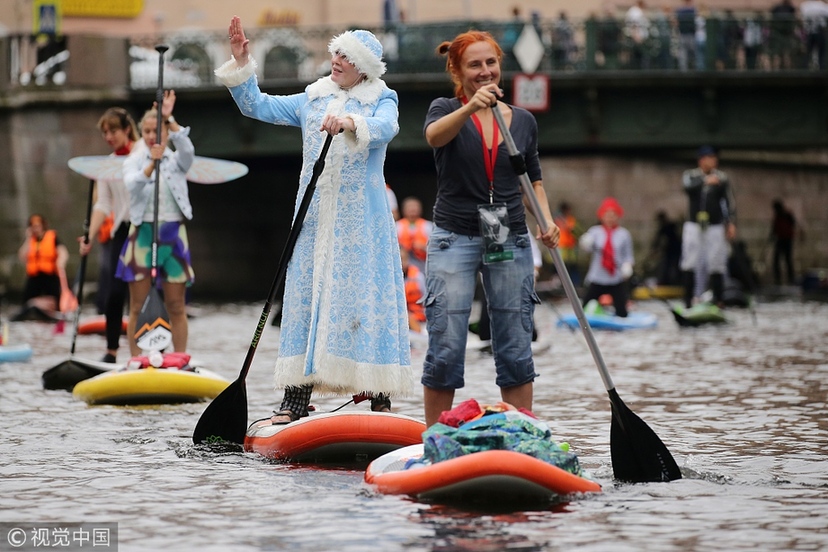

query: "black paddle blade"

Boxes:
[135, 288, 172, 352]
[660, 299, 698, 328]
[42, 359, 109, 391]
[192, 378, 248, 445]
[608, 388, 682, 483]
[671, 309, 699, 328]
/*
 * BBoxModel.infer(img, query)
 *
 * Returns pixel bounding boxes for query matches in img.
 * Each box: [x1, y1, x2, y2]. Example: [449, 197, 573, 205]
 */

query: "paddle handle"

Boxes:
[236, 131, 336, 383]
[491, 103, 615, 392]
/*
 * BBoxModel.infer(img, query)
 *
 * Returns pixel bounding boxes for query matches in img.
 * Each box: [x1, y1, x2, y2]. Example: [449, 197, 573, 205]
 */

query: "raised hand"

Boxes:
[229, 16, 250, 66]
[151, 90, 176, 120]
[160, 90, 176, 119]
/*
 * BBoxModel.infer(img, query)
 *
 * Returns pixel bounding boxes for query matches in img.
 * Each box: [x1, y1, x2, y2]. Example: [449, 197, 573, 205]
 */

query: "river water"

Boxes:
[1, 298, 826, 551]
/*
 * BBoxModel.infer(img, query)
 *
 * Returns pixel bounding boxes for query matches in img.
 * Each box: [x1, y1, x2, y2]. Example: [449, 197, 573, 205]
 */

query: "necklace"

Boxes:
[340, 74, 366, 90]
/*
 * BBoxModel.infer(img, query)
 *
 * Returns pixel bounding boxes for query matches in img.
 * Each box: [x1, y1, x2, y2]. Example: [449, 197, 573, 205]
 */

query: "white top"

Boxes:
[94, 141, 145, 236]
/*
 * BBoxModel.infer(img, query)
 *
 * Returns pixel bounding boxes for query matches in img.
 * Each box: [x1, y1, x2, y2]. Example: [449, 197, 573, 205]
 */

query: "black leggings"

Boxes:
[104, 223, 129, 351]
[582, 282, 629, 317]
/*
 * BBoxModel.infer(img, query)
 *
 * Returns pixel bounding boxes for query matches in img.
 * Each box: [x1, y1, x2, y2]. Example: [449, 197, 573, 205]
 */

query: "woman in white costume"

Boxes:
[216, 16, 412, 423]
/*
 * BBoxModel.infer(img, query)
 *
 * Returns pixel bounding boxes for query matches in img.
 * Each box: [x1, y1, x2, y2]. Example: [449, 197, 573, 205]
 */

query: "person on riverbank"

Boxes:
[421, 30, 559, 427]
[78, 107, 140, 363]
[216, 16, 412, 422]
[679, 145, 736, 307]
[770, 198, 797, 285]
[14, 214, 70, 320]
[118, 91, 195, 356]
[579, 197, 634, 317]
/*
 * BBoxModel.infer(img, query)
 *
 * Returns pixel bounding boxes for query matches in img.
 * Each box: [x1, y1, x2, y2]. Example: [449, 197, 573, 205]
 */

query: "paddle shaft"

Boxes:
[491, 104, 615, 392]
[69, 179, 95, 355]
[236, 132, 336, 384]
[150, 45, 168, 287]
[192, 132, 338, 445]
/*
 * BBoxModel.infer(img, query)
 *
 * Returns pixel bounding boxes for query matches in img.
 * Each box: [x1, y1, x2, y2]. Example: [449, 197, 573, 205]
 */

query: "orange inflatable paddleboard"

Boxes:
[244, 411, 426, 465]
[365, 444, 602, 504]
[77, 316, 128, 336]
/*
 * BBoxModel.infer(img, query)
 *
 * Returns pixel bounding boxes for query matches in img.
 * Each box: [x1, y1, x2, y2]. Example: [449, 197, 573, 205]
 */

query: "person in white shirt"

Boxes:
[800, 0, 828, 68]
[625, 0, 651, 68]
[118, 91, 196, 356]
[78, 108, 141, 363]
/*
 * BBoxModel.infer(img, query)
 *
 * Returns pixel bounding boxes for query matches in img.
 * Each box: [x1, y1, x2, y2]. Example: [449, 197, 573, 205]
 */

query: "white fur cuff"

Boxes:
[214, 55, 258, 88]
[343, 114, 369, 153]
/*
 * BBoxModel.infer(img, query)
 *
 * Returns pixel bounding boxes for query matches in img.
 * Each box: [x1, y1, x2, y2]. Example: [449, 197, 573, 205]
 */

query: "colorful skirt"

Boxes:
[116, 221, 194, 285]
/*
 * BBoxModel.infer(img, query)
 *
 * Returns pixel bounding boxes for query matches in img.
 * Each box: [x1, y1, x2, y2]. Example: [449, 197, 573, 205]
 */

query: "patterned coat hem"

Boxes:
[273, 353, 414, 397]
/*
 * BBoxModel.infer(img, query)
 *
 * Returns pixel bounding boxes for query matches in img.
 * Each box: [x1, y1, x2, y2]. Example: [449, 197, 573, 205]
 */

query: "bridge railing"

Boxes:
[1, 15, 821, 91]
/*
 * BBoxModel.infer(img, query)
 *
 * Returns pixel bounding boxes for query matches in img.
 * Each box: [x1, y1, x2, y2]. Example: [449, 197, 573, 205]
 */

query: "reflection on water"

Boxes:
[1, 299, 826, 551]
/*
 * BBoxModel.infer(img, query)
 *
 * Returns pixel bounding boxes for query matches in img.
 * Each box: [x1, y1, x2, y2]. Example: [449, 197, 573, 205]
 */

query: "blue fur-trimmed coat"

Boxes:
[216, 57, 412, 396]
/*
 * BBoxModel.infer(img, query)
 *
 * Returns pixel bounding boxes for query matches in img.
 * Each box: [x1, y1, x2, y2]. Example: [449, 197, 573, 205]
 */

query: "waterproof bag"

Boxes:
[478, 203, 514, 264]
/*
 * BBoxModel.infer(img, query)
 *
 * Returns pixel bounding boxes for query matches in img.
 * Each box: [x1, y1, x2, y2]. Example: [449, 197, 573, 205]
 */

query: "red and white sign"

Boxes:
[512, 74, 550, 112]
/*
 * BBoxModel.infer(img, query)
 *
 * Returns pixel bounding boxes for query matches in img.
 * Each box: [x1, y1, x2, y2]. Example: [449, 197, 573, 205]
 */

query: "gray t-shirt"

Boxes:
[424, 97, 542, 237]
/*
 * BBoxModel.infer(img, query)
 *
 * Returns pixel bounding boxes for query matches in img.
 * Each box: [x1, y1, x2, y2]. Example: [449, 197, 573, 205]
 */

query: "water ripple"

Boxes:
[1, 300, 827, 550]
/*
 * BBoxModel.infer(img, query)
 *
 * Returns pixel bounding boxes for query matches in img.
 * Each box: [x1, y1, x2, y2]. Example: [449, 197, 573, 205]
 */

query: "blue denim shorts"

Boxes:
[421, 225, 540, 390]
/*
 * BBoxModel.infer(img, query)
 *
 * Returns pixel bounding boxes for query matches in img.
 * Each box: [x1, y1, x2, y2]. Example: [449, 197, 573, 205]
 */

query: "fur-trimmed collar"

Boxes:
[306, 76, 387, 105]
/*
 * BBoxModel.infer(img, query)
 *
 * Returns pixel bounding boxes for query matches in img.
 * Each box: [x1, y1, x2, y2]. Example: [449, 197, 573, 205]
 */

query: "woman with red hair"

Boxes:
[421, 30, 560, 427]
[578, 197, 634, 317]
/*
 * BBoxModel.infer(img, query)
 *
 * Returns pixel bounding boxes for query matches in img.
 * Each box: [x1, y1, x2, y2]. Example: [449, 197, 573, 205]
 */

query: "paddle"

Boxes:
[135, 45, 172, 353]
[660, 299, 697, 328]
[193, 131, 337, 445]
[69, 179, 94, 352]
[41, 179, 116, 390]
[492, 102, 681, 483]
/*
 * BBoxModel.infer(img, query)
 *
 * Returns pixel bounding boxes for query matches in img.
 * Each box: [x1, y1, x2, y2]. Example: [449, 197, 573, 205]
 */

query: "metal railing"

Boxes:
[3, 15, 825, 92]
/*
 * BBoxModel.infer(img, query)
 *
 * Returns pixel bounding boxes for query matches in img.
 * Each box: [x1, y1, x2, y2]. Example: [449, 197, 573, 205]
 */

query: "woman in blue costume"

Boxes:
[216, 16, 412, 423]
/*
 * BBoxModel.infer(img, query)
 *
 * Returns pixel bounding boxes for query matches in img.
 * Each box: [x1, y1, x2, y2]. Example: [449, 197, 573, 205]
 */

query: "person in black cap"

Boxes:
[679, 146, 737, 307]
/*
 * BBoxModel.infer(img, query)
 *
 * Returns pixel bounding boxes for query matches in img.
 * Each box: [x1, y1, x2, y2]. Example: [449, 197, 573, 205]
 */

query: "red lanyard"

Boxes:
[463, 97, 499, 202]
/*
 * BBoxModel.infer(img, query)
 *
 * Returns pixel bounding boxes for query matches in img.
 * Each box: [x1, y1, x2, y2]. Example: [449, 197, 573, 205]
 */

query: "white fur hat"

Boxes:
[328, 30, 386, 80]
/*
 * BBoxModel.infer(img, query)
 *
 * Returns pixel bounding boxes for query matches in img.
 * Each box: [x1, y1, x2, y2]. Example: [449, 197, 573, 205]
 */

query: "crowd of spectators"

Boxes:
[518, 0, 828, 71]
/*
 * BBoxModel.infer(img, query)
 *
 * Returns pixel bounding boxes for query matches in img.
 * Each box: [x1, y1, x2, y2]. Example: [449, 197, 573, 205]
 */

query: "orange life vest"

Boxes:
[98, 212, 115, 243]
[556, 213, 577, 250]
[405, 265, 426, 323]
[26, 230, 58, 276]
[397, 218, 430, 262]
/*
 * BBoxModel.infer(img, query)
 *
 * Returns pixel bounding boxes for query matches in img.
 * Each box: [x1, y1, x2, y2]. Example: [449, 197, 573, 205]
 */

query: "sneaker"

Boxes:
[101, 353, 117, 364]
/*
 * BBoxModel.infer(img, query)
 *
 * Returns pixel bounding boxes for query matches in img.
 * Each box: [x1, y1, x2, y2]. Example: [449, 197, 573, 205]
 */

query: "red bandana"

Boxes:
[114, 141, 133, 156]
